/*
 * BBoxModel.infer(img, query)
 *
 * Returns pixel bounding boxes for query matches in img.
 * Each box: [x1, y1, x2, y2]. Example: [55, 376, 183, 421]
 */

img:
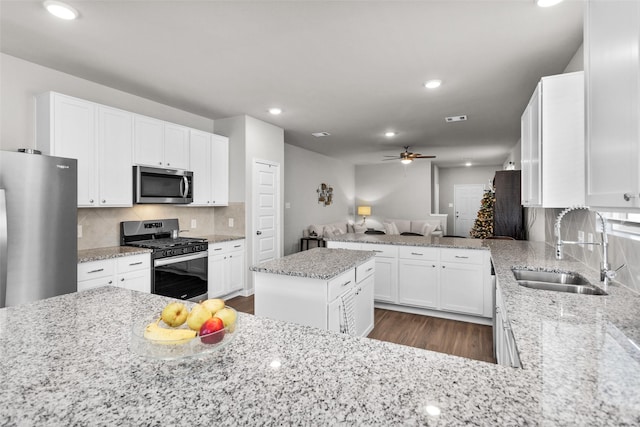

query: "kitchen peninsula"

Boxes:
[1, 240, 639, 425]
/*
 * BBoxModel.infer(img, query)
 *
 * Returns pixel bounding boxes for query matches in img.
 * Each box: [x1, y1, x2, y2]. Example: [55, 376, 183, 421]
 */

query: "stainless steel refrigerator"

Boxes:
[0, 149, 77, 308]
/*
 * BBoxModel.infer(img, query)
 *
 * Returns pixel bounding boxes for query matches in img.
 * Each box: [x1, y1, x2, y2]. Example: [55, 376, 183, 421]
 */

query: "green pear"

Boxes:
[186, 304, 212, 331]
[201, 298, 225, 315]
[214, 307, 237, 332]
[161, 302, 188, 327]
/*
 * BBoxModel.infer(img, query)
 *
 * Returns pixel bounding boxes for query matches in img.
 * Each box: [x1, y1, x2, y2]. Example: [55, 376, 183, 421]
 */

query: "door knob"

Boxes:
[256, 231, 262, 235]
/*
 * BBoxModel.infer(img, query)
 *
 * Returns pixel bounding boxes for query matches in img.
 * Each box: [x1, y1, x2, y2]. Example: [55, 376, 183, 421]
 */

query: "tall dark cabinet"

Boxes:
[493, 171, 525, 240]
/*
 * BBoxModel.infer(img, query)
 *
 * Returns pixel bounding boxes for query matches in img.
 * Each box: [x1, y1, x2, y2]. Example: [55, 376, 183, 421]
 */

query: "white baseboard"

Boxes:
[374, 302, 493, 326]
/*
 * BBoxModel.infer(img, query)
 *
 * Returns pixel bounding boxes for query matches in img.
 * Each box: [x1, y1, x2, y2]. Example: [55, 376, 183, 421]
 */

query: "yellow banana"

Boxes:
[143, 321, 196, 345]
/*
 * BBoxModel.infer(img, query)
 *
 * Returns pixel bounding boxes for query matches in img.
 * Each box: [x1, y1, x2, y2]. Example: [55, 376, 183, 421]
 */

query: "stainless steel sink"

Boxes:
[511, 269, 607, 295]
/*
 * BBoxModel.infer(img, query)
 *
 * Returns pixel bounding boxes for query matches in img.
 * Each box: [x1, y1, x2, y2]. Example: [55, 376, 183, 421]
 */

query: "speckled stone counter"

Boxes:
[326, 233, 490, 250]
[196, 234, 245, 244]
[249, 247, 375, 280]
[4, 240, 640, 425]
[77, 246, 152, 263]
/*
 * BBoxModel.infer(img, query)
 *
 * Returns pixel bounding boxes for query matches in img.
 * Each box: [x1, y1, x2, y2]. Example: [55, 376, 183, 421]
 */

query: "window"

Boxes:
[601, 211, 640, 240]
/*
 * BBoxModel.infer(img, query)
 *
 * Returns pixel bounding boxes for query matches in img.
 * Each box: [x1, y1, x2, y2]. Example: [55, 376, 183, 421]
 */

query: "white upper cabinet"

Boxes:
[96, 106, 133, 207]
[211, 134, 229, 206]
[521, 72, 585, 208]
[164, 123, 190, 170]
[586, 0, 640, 208]
[188, 130, 229, 206]
[36, 92, 133, 207]
[36, 92, 96, 206]
[133, 116, 189, 170]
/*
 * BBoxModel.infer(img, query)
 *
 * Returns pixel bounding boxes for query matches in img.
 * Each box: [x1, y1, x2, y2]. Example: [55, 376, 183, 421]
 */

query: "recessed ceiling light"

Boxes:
[43, 1, 78, 20]
[536, 0, 563, 7]
[424, 79, 442, 89]
[268, 107, 282, 115]
[465, 161, 472, 167]
[312, 132, 331, 137]
[384, 131, 396, 138]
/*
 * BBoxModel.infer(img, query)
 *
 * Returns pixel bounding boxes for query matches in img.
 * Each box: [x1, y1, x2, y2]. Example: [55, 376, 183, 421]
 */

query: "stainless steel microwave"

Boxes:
[133, 166, 193, 204]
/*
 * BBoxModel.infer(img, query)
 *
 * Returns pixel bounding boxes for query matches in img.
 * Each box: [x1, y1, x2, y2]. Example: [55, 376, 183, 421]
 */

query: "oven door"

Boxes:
[153, 251, 208, 302]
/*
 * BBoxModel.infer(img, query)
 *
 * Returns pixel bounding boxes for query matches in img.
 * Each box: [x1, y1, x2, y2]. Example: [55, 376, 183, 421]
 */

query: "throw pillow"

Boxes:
[353, 224, 367, 234]
[421, 223, 438, 236]
[383, 222, 399, 235]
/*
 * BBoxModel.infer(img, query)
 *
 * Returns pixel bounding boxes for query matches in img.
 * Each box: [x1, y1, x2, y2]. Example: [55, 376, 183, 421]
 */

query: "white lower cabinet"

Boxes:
[398, 259, 439, 309]
[208, 240, 245, 298]
[328, 241, 492, 321]
[78, 253, 150, 293]
[354, 271, 375, 337]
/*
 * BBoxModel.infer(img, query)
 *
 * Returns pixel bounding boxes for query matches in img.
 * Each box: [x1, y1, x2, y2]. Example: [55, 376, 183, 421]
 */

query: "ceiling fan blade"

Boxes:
[382, 158, 400, 161]
[413, 155, 436, 159]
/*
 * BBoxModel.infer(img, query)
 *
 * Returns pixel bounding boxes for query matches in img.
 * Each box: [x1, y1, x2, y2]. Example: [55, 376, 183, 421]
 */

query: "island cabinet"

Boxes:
[253, 254, 375, 338]
[77, 253, 151, 293]
[585, 0, 640, 209]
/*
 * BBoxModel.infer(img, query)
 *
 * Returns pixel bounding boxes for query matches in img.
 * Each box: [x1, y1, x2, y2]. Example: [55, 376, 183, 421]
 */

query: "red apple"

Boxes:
[199, 317, 225, 344]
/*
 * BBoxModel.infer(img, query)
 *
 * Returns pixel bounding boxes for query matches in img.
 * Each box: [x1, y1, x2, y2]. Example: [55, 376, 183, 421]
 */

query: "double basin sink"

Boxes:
[512, 268, 607, 296]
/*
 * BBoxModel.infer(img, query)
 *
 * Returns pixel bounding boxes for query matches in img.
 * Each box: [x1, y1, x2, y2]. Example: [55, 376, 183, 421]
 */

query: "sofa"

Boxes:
[382, 218, 445, 237]
[304, 214, 448, 239]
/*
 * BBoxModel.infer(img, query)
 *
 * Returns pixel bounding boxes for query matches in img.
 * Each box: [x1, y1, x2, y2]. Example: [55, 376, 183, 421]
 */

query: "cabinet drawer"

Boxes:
[209, 239, 244, 254]
[328, 269, 356, 302]
[364, 243, 398, 258]
[327, 241, 361, 250]
[116, 254, 150, 273]
[440, 248, 485, 265]
[78, 260, 114, 281]
[356, 259, 375, 283]
[227, 240, 245, 252]
[398, 246, 438, 261]
[77, 275, 115, 292]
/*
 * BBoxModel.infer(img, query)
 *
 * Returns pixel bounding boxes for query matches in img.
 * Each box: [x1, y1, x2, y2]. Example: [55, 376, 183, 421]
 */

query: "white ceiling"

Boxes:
[0, 0, 583, 167]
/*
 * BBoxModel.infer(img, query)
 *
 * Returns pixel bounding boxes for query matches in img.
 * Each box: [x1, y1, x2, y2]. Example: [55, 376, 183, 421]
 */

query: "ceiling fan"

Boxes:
[383, 146, 436, 164]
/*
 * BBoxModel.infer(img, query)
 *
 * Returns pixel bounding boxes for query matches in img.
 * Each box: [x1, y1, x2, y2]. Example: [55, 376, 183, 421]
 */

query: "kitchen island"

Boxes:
[1, 240, 639, 425]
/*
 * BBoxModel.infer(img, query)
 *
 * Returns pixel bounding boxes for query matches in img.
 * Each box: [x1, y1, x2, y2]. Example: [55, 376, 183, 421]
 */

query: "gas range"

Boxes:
[120, 219, 209, 301]
[121, 219, 208, 260]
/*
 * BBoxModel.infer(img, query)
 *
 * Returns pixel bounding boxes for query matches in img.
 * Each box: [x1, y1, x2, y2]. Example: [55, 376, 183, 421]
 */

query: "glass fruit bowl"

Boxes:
[130, 306, 238, 360]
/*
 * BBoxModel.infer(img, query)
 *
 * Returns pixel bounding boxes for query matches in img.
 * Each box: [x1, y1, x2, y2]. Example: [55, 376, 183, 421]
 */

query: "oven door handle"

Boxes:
[154, 251, 208, 267]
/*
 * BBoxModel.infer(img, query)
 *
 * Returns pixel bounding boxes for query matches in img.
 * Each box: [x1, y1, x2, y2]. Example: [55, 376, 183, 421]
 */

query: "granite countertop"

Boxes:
[77, 246, 152, 263]
[325, 233, 490, 251]
[249, 247, 375, 280]
[78, 235, 245, 263]
[196, 234, 245, 244]
[5, 241, 639, 424]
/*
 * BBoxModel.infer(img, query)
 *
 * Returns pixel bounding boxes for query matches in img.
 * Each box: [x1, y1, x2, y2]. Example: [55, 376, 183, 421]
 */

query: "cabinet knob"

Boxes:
[89, 199, 94, 203]
[623, 193, 637, 201]
[121, 278, 125, 282]
[102, 200, 106, 203]
[167, 163, 171, 166]
[158, 162, 162, 165]
[108, 280, 113, 285]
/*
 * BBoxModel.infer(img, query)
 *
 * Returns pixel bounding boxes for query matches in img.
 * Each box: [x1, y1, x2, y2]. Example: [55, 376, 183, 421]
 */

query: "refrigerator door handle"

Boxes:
[0, 189, 7, 308]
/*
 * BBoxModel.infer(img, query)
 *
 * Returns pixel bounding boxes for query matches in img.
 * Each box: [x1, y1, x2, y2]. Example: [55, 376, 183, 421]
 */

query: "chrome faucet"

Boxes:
[554, 206, 624, 290]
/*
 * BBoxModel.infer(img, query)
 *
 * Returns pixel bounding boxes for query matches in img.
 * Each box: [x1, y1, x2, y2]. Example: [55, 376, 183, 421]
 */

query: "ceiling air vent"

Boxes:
[445, 115, 467, 123]
[312, 132, 331, 137]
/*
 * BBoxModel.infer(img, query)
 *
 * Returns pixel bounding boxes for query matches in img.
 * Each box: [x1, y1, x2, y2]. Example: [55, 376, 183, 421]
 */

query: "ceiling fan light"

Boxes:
[536, 0, 563, 7]
[384, 131, 396, 138]
[424, 79, 442, 89]
[43, 1, 78, 20]
[401, 158, 413, 165]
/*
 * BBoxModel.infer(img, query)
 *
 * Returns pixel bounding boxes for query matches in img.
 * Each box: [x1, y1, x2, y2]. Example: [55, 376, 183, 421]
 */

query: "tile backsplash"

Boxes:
[77, 202, 245, 250]
[544, 208, 639, 294]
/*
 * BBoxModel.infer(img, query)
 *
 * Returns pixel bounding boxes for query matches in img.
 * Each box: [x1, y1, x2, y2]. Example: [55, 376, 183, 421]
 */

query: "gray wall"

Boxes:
[438, 165, 501, 234]
[0, 53, 213, 152]
[355, 162, 432, 229]
[284, 144, 355, 255]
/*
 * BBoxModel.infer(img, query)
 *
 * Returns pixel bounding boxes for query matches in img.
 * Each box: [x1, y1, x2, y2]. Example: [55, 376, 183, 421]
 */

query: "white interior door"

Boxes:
[253, 160, 280, 264]
[454, 184, 486, 237]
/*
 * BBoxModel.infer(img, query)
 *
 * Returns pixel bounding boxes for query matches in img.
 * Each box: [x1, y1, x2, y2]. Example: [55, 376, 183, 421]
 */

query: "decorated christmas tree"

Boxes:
[470, 190, 495, 239]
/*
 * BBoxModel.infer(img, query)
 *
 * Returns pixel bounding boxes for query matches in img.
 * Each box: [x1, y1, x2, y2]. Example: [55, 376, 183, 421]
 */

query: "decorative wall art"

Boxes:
[317, 183, 333, 206]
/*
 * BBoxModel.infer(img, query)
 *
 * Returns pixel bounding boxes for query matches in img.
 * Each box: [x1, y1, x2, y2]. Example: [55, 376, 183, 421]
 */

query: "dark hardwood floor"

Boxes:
[226, 294, 495, 364]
